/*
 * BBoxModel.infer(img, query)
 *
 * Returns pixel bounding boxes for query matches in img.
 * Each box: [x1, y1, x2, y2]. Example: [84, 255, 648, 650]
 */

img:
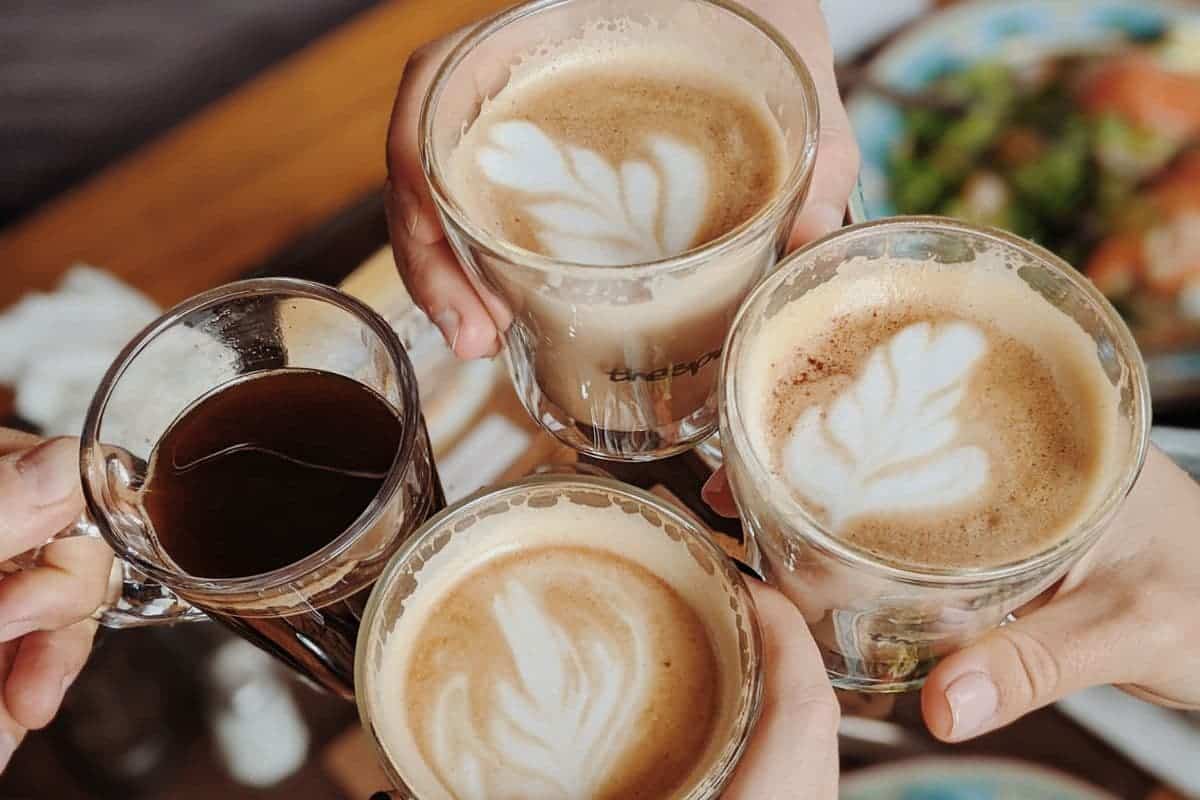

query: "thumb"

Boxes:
[0, 438, 84, 561]
[921, 585, 1136, 741]
[724, 581, 840, 799]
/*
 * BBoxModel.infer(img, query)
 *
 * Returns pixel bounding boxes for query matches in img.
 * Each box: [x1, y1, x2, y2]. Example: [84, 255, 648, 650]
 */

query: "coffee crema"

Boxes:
[738, 257, 1124, 570]
[447, 52, 785, 266]
[372, 497, 748, 800]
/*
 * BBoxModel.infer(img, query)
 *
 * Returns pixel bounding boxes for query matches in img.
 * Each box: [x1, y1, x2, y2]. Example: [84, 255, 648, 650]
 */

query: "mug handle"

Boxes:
[0, 514, 208, 629]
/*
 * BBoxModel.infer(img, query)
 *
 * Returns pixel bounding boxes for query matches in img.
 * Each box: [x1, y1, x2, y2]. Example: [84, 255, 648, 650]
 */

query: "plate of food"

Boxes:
[840, 757, 1118, 800]
[848, 0, 1200, 406]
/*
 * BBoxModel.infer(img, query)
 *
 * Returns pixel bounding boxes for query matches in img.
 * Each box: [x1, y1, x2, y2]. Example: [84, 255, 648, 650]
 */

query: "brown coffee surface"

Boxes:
[145, 368, 401, 578]
[449, 64, 784, 263]
[398, 545, 721, 799]
[741, 258, 1122, 570]
[142, 368, 432, 700]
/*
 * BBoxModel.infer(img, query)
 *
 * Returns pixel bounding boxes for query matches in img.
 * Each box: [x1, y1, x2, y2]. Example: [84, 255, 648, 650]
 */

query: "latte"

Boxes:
[364, 480, 759, 799]
[738, 255, 1124, 569]
[426, 0, 813, 458]
[448, 63, 784, 266]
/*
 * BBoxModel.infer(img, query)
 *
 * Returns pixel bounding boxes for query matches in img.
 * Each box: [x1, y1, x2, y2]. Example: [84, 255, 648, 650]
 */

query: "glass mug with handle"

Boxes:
[7, 279, 444, 700]
[420, 0, 820, 461]
[356, 475, 764, 799]
[720, 218, 1151, 691]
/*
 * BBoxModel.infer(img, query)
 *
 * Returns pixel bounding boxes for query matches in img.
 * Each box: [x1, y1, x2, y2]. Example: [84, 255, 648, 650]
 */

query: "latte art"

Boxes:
[783, 321, 990, 529]
[448, 63, 783, 267]
[371, 485, 753, 800]
[740, 256, 1124, 569]
[429, 575, 654, 799]
[477, 122, 708, 265]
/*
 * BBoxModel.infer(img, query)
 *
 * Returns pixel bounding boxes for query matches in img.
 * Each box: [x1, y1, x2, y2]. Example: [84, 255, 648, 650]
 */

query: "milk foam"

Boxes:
[476, 121, 708, 265]
[740, 256, 1124, 567]
[783, 320, 991, 529]
[373, 493, 748, 800]
[445, 27, 786, 267]
[426, 569, 655, 799]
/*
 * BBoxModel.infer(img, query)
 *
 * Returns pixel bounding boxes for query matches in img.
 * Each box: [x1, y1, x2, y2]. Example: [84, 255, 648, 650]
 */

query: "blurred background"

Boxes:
[1, 1, 1198, 798]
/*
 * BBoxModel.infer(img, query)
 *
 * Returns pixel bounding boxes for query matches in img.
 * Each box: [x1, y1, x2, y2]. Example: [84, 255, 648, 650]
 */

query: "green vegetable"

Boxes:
[1092, 113, 1180, 181]
[892, 157, 948, 214]
[905, 107, 953, 144]
[1011, 115, 1091, 221]
[886, 47, 1195, 283]
[929, 64, 1018, 179]
[931, 110, 1009, 177]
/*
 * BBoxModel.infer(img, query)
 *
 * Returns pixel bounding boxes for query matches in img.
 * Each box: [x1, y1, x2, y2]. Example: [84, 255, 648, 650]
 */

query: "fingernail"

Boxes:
[15, 439, 77, 506]
[432, 309, 461, 353]
[0, 731, 14, 769]
[0, 619, 37, 643]
[945, 671, 999, 739]
[393, 181, 421, 238]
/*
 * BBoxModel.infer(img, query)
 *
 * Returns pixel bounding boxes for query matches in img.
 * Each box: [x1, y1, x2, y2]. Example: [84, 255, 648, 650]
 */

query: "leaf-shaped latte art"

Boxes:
[476, 121, 708, 265]
[782, 321, 991, 530]
[429, 579, 651, 799]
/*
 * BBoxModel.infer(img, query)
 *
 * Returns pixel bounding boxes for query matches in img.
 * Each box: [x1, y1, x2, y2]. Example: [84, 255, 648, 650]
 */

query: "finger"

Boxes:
[5, 620, 96, 730]
[1120, 684, 1200, 711]
[387, 34, 468, 246]
[0, 535, 112, 641]
[385, 188, 500, 359]
[386, 32, 507, 358]
[725, 582, 839, 800]
[0, 639, 27, 771]
[789, 95, 859, 247]
[0, 429, 41, 457]
[921, 586, 1139, 742]
[701, 468, 739, 518]
[0, 438, 84, 561]
[752, 1, 859, 246]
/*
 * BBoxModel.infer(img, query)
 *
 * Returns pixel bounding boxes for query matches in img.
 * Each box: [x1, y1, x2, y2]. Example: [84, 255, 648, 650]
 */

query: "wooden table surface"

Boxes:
[0, 0, 513, 312]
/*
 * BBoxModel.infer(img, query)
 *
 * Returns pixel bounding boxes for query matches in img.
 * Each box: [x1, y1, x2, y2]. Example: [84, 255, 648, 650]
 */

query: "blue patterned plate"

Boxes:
[841, 757, 1117, 800]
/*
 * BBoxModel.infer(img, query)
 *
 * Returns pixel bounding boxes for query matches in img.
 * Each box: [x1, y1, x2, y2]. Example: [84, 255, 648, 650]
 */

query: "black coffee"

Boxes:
[144, 368, 444, 699]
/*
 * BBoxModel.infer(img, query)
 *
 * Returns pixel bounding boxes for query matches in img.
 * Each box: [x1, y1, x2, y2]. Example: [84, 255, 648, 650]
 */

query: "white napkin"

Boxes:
[0, 266, 160, 436]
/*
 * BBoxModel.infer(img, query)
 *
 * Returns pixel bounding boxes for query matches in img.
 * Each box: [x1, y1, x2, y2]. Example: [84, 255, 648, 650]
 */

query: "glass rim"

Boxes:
[79, 277, 423, 596]
[419, 0, 821, 279]
[720, 216, 1153, 587]
[355, 472, 765, 798]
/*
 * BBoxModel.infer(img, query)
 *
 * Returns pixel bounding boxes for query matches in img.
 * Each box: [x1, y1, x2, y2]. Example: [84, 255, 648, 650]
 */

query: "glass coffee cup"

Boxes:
[8, 279, 444, 700]
[719, 217, 1151, 692]
[420, 0, 820, 461]
[356, 474, 763, 799]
